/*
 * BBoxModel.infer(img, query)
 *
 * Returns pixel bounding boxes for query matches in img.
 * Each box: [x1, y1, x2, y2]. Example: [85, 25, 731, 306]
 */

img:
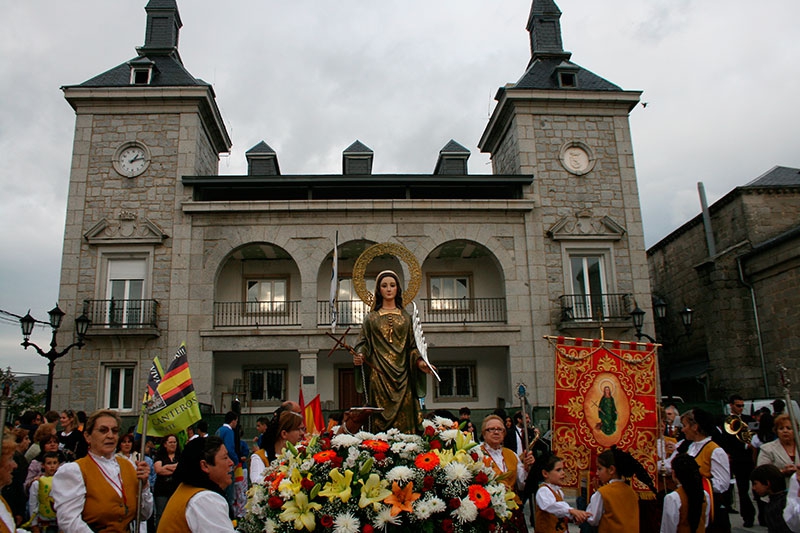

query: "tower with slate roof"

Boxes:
[55, 0, 231, 409]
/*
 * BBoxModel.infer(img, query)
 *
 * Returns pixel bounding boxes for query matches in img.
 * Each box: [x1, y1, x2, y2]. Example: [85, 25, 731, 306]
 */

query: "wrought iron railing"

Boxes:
[214, 301, 300, 327]
[317, 300, 371, 327]
[558, 293, 632, 321]
[83, 299, 159, 328]
[420, 297, 507, 324]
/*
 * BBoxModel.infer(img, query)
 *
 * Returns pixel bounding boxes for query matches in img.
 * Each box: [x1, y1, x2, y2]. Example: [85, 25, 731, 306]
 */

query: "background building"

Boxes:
[648, 166, 800, 401]
[53, 0, 654, 417]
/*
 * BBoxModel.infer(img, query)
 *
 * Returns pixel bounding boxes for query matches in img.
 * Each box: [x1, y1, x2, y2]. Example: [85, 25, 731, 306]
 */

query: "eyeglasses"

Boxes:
[94, 426, 120, 435]
[485, 427, 504, 433]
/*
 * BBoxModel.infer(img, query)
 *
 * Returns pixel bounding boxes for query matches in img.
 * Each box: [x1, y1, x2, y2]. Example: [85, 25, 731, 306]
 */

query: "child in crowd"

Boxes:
[751, 464, 792, 533]
[26, 451, 61, 533]
[587, 447, 655, 532]
[534, 454, 591, 532]
[661, 453, 709, 533]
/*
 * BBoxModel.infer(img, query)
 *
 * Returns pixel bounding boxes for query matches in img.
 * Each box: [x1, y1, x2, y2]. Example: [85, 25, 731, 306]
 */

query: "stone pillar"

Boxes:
[299, 349, 319, 400]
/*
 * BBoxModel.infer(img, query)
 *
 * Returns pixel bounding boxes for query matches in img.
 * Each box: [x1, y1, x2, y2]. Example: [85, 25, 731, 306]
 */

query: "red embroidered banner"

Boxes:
[549, 337, 659, 494]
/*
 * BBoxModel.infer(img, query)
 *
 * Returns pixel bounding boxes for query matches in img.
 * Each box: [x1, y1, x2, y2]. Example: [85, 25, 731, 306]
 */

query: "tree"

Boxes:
[5, 379, 45, 424]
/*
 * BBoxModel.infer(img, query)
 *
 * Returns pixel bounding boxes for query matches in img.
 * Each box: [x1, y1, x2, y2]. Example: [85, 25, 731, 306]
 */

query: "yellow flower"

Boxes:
[277, 467, 303, 495]
[358, 473, 392, 510]
[454, 429, 478, 452]
[505, 488, 519, 511]
[279, 491, 322, 531]
[435, 448, 454, 466]
[319, 468, 354, 503]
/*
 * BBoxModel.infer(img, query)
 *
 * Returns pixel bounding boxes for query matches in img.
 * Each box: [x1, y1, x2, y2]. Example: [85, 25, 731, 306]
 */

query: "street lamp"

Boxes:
[20, 304, 90, 411]
[630, 299, 693, 399]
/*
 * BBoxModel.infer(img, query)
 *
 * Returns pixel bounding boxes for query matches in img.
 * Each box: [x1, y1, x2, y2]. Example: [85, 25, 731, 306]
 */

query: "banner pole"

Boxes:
[135, 405, 149, 533]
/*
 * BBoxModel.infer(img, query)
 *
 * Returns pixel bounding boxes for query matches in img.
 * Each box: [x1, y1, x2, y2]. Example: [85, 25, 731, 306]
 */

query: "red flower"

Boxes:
[441, 518, 455, 533]
[267, 496, 284, 509]
[488, 523, 496, 531]
[320, 515, 334, 528]
[470, 452, 479, 462]
[374, 452, 387, 462]
[313, 450, 337, 463]
[475, 471, 489, 485]
[449, 498, 461, 509]
[424, 425, 436, 437]
[429, 440, 442, 450]
[469, 484, 492, 509]
[363, 439, 390, 453]
[423, 475, 435, 491]
[331, 455, 344, 468]
[479, 507, 496, 520]
[320, 437, 332, 450]
[363, 526, 374, 533]
[300, 477, 315, 491]
[414, 452, 440, 472]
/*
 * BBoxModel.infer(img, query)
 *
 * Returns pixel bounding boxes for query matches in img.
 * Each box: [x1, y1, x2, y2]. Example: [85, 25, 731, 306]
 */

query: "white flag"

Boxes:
[329, 231, 338, 332]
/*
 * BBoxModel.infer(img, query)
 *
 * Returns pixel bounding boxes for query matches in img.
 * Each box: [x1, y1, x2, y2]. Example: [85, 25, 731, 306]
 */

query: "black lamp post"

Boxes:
[630, 298, 693, 399]
[20, 304, 90, 411]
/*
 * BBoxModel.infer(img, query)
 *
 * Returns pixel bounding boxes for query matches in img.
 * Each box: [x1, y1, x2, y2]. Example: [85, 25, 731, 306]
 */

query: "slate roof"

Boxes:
[74, 55, 208, 88]
[343, 140, 373, 154]
[514, 58, 622, 91]
[744, 166, 800, 187]
[439, 139, 470, 154]
[246, 141, 277, 155]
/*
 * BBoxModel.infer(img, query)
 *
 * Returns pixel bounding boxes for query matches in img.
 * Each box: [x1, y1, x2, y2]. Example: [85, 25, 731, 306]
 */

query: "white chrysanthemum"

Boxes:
[373, 506, 402, 530]
[432, 415, 454, 429]
[333, 512, 360, 533]
[344, 446, 362, 469]
[386, 428, 401, 437]
[265, 517, 277, 533]
[439, 429, 459, 443]
[386, 465, 414, 483]
[331, 434, 361, 448]
[428, 496, 446, 513]
[421, 419, 435, 430]
[443, 461, 471, 482]
[452, 497, 478, 524]
[354, 430, 373, 440]
[413, 499, 432, 520]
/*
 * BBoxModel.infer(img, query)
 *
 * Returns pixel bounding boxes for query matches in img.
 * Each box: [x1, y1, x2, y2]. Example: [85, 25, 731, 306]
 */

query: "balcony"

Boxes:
[214, 301, 300, 327]
[317, 297, 507, 326]
[317, 300, 371, 327]
[83, 299, 159, 329]
[558, 293, 632, 322]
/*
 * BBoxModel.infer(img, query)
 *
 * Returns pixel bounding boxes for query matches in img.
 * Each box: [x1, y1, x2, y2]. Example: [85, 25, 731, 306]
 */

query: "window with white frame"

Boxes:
[246, 278, 287, 313]
[336, 277, 373, 324]
[429, 275, 470, 311]
[435, 363, 476, 399]
[569, 255, 607, 319]
[106, 258, 146, 326]
[104, 365, 135, 411]
[245, 368, 286, 403]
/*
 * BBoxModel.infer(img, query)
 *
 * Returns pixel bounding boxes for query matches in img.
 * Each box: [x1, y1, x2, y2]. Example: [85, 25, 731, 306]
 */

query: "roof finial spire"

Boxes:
[141, 0, 182, 56]
[527, 0, 571, 63]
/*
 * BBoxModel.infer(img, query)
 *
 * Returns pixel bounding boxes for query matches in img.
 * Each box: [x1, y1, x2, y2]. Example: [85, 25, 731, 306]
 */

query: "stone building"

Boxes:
[53, 0, 654, 416]
[647, 166, 800, 401]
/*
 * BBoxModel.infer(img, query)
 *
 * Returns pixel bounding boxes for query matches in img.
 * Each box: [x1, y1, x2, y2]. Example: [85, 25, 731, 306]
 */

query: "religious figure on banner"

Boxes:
[597, 385, 618, 435]
[353, 270, 435, 433]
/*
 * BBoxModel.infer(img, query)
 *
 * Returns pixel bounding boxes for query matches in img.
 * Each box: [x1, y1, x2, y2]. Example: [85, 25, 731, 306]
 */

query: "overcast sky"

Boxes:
[1, 0, 798, 375]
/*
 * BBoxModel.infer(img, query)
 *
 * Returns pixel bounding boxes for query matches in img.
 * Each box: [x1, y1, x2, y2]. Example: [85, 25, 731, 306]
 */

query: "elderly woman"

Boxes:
[51, 409, 153, 532]
[757, 414, 798, 480]
[480, 414, 534, 532]
[0, 432, 20, 532]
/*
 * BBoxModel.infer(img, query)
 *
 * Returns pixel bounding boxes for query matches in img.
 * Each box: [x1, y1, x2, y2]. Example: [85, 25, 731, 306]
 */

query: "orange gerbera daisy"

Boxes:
[313, 450, 338, 463]
[414, 452, 440, 472]
[362, 439, 390, 453]
[468, 484, 492, 510]
[384, 481, 421, 516]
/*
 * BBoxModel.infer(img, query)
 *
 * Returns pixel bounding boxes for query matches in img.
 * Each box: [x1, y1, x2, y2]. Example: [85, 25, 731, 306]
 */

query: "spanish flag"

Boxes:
[139, 344, 202, 437]
[303, 394, 325, 435]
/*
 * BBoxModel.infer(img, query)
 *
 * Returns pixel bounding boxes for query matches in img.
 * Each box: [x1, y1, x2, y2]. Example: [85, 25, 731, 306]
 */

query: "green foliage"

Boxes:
[5, 379, 45, 423]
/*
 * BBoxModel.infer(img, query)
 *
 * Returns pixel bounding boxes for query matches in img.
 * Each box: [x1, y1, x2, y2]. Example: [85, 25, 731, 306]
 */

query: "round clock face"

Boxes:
[115, 143, 150, 177]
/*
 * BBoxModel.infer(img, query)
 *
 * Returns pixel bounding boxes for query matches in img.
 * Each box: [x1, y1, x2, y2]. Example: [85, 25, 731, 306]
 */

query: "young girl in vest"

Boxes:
[26, 451, 62, 533]
[661, 453, 709, 533]
[587, 447, 655, 533]
[751, 464, 792, 533]
[534, 454, 591, 532]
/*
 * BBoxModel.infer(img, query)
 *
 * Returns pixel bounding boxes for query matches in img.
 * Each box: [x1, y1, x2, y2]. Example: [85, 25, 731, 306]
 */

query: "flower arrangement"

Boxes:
[240, 416, 518, 533]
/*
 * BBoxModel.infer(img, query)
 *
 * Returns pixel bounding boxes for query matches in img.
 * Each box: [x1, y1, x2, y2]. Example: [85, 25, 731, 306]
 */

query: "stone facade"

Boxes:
[647, 172, 800, 401]
[52, 1, 655, 417]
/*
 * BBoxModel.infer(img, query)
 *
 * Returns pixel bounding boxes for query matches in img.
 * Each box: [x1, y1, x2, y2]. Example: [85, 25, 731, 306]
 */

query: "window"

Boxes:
[107, 259, 146, 326]
[436, 364, 476, 399]
[247, 278, 287, 313]
[245, 368, 286, 403]
[105, 366, 135, 411]
[569, 255, 607, 319]
[429, 275, 470, 311]
[336, 277, 373, 324]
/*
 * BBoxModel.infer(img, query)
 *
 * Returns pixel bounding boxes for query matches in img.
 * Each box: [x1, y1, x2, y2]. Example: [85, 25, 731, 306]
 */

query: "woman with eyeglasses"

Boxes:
[480, 414, 535, 532]
[58, 410, 87, 461]
[51, 409, 153, 532]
